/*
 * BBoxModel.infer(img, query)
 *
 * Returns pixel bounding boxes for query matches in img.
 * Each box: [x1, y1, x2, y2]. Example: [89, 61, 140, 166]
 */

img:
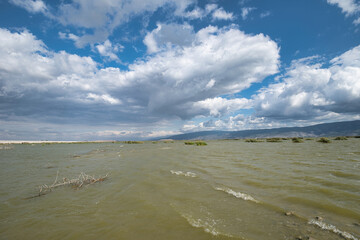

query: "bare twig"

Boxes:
[25, 172, 109, 199]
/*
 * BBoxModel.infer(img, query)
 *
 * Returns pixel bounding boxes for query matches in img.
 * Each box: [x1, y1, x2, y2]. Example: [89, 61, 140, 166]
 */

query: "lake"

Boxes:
[0, 139, 359, 240]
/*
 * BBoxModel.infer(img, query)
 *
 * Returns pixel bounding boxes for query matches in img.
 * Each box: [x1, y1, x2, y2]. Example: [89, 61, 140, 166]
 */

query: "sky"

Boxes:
[0, 0, 360, 140]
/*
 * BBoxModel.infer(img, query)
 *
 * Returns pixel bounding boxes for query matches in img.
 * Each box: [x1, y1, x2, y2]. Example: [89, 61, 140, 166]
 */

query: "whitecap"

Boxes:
[215, 187, 259, 203]
[308, 219, 359, 240]
[170, 170, 197, 178]
[182, 214, 220, 236]
[181, 213, 236, 238]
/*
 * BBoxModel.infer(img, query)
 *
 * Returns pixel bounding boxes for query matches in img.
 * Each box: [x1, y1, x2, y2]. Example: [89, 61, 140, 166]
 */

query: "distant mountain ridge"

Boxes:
[159, 120, 360, 140]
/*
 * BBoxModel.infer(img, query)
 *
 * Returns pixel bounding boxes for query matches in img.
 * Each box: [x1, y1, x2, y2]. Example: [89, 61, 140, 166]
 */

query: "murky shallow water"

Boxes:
[1, 139, 359, 240]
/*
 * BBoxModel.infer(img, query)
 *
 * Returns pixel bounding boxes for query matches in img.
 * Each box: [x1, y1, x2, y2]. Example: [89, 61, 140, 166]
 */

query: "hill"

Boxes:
[160, 120, 360, 140]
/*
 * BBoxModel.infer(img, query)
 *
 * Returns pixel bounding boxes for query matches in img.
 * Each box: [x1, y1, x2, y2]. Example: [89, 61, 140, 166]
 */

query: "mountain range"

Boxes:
[159, 120, 360, 140]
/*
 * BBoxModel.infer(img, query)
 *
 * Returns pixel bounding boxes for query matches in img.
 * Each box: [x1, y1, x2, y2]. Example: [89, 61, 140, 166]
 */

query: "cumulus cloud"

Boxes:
[181, 114, 281, 132]
[327, 0, 360, 15]
[192, 97, 251, 117]
[50, 0, 197, 46]
[0, 26, 279, 126]
[354, 17, 360, 24]
[327, 0, 360, 24]
[212, 8, 234, 20]
[183, 4, 234, 21]
[95, 40, 124, 61]
[143, 23, 195, 53]
[9, 0, 48, 14]
[253, 45, 360, 120]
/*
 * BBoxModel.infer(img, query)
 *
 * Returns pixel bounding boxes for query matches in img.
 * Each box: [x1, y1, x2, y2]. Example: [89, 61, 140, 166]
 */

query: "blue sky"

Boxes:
[0, 0, 360, 140]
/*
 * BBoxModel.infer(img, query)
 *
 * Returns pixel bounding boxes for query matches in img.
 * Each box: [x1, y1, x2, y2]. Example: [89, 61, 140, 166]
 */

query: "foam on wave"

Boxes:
[215, 187, 259, 203]
[181, 213, 235, 238]
[308, 219, 359, 240]
[170, 170, 197, 177]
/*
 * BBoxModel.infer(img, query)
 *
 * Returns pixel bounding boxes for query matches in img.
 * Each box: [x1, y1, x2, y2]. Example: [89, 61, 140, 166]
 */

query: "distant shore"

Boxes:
[0, 140, 116, 144]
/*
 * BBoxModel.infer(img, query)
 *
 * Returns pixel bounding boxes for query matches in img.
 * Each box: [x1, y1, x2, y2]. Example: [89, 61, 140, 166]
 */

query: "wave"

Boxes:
[308, 219, 359, 240]
[215, 187, 259, 203]
[170, 170, 196, 178]
[182, 213, 220, 236]
[181, 213, 235, 238]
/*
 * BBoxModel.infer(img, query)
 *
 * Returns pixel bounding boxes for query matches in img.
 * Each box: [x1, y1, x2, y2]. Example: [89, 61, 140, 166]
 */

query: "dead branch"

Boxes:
[25, 172, 109, 199]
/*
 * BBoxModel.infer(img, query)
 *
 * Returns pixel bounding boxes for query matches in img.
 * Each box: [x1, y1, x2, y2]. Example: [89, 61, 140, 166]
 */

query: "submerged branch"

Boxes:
[25, 172, 109, 199]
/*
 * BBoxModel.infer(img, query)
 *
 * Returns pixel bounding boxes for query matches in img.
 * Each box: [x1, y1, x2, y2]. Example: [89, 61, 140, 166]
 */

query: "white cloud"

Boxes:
[253, 45, 360, 120]
[52, 0, 196, 46]
[184, 7, 205, 19]
[143, 23, 195, 54]
[260, 11, 271, 18]
[9, 0, 47, 14]
[183, 4, 234, 21]
[327, 0, 360, 25]
[205, 4, 218, 13]
[212, 8, 234, 21]
[95, 40, 123, 61]
[59, 32, 80, 42]
[0, 28, 97, 98]
[86, 93, 121, 105]
[193, 97, 251, 117]
[241, 7, 256, 20]
[354, 16, 360, 24]
[0, 26, 279, 124]
[134, 25, 279, 118]
[327, 0, 360, 16]
[181, 115, 280, 132]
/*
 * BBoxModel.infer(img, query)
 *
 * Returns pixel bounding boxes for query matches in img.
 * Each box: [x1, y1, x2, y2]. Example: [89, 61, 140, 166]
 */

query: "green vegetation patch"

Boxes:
[292, 137, 304, 143]
[124, 141, 144, 144]
[195, 141, 207, 146]
[266, 138, 282, 142]
[334, 136, 347, 140]
[317, 137, 331, 143]
[184, 141, 207, 146]
[245, 139, 263, 143]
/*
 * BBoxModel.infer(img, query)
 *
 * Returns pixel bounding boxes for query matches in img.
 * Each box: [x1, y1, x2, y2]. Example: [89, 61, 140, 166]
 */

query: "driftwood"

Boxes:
[25, 171, 108, 199]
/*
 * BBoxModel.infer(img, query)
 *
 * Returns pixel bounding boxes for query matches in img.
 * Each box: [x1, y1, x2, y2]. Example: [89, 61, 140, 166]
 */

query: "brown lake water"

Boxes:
[0, 139, 360, 240]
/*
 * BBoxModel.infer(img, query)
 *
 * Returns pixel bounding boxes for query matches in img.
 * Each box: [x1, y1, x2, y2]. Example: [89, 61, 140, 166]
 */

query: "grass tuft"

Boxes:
[334, 136, 347, 140]
[292, 137, 304, 143]
[245, 139, 263, 143]
[317, 137, 331, 143]
[184, 141, 207, 146]
[123, 141, 144, 144]
[266, 138, 282, 142]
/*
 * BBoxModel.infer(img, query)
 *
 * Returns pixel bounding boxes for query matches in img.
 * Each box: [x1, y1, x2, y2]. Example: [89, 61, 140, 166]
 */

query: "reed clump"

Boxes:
[195, 141, 207, 146]
[184, 141, 207, 146]
[26, 172, 109, 199]
[292, 137, 304, 143]
[317, 137, 331, 143]
[245, 139, 263, 142]
[334, 136, 347, 140]
[123, 141, 144, 144]
[266, 138, 282, 142]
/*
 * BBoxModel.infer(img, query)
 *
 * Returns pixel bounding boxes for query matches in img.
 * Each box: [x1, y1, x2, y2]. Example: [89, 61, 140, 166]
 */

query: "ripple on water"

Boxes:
[170, 170, 197, 178]
[309, 219, 359, 240]
[329, 170, 360, 181]
[215, 187, 259, 203]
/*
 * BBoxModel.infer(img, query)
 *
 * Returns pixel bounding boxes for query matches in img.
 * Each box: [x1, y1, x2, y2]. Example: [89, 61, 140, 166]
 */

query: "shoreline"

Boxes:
[0, 140, 116, 144]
